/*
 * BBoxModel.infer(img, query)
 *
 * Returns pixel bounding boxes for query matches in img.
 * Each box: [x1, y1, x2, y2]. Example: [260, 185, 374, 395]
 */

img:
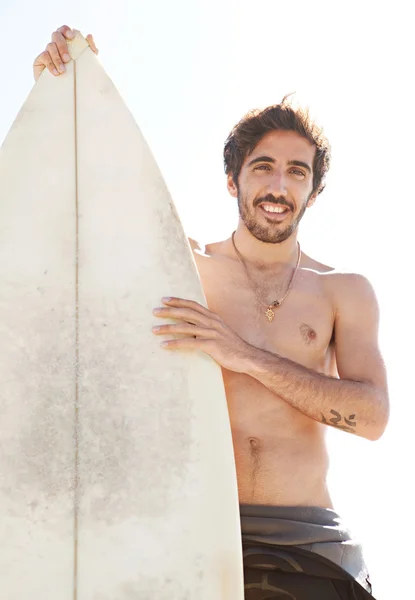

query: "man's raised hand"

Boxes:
[33, 25, 98, 81]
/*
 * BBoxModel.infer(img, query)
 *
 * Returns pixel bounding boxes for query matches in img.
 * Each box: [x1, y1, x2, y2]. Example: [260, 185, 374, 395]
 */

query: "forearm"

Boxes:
[244, 346, 388, 441]
[152, 296, 389, 440]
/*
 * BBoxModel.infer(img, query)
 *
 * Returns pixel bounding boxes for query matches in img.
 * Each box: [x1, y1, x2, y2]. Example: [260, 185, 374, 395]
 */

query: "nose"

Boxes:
[267, 170, 287, 197]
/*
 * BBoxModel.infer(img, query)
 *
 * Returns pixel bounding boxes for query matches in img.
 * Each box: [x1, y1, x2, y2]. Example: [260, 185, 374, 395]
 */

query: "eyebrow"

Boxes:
[247, 155, 275, 167]
[247, 155, 312, 173]
[288, 160, 312, 174]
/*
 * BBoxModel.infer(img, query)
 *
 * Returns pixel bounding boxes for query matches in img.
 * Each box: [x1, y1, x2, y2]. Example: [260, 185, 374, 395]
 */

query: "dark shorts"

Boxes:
[241, 505, 374, 600]
[243, 544, 374, 599]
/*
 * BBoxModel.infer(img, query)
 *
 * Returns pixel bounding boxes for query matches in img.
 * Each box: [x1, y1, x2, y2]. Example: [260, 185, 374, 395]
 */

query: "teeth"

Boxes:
[262, 205, 287, 213]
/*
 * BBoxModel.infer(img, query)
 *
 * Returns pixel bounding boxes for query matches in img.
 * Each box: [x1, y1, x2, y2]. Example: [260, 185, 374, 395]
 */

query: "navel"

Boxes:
[248, 436, 261, 453]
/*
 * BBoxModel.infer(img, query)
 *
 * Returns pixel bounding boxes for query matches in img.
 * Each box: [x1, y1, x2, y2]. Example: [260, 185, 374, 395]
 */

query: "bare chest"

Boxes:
[196, 253, 335, 371]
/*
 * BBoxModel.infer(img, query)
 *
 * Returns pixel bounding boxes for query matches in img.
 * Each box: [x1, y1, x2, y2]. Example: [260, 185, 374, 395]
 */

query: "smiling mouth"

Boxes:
[258, 203, 292, 220]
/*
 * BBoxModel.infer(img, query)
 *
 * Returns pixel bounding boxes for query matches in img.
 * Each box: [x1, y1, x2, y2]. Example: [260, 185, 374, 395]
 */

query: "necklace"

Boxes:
[231, 231, 301, 322]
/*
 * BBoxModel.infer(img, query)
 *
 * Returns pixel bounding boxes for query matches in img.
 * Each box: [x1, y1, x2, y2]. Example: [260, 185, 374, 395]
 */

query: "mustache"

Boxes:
[254, 194, 293, 211]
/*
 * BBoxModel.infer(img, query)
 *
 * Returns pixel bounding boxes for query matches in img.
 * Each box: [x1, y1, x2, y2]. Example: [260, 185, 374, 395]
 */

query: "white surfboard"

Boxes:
[0, 33, 243, 600]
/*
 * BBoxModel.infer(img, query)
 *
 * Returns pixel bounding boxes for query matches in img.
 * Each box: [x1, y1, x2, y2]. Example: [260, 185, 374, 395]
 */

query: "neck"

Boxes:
[232, 221, 300, 267]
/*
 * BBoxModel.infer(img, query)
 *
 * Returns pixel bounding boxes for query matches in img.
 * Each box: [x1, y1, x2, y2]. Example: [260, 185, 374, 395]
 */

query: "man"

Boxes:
[33, 26, 389, 599]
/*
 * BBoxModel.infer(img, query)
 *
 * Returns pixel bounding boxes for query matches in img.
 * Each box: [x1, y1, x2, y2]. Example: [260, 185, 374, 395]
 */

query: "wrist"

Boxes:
[241, 344, 274, 378]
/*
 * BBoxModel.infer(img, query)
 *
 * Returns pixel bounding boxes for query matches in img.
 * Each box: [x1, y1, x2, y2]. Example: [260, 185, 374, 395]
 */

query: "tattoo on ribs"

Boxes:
[321, 409, 357, 433]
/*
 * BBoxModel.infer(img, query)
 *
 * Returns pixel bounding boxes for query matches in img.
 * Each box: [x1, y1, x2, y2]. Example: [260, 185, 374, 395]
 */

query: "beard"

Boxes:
[237, 192, 308, 244]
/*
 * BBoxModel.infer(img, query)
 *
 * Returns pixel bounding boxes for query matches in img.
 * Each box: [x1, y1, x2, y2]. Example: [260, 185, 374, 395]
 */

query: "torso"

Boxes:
[193, 238, 338, 507]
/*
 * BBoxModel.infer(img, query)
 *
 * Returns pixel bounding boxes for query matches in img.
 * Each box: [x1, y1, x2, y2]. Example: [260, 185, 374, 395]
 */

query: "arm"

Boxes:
[153, 275, 389, 441]
[246, 274, 389, 440]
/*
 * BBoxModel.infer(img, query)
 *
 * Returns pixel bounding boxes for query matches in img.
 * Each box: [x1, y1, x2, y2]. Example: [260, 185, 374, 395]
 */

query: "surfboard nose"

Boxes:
[67, 31, 90, 62]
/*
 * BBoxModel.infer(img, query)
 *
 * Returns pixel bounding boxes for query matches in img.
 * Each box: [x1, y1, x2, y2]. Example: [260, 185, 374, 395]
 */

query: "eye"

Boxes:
[289, 168, 306, 178]
[254, 164, 271, 171]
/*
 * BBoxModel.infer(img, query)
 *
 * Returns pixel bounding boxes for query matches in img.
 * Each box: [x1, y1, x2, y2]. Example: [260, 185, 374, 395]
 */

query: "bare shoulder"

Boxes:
[301, 252, 336, 275]
[301, 251, 378, 308]
[333, 272, 379, 320]
[188, 238, 227, 260]
[188, 238, 203, 253]
[303, 252, 378, 316]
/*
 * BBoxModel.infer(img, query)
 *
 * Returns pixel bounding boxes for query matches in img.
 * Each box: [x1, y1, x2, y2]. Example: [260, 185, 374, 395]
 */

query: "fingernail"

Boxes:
[66, 30, 75, 39]
[152, 326, 161, 332]
[63, 53, 70, 62]
[53, 69, 59, 76]
[162, 297, 172, 303]
[58, 64, 65, 73]
[153, 308, 162, 314]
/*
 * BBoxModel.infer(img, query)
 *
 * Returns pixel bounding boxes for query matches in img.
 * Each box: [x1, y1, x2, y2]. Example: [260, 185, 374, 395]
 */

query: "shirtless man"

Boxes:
[34, 26, 389, 599]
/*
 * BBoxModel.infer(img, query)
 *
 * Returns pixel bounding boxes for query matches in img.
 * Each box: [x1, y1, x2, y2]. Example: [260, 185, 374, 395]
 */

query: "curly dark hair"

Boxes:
[223, 95, 331, 196]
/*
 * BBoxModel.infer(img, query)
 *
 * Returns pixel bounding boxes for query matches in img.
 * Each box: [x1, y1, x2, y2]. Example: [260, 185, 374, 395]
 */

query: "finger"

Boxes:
[46, 42, 66, 74]
[86, 34, 99, 54]
[33, 50, 59, 79]
[161, 297, 218, 320]
[57, 25, 75, 40]
[161, 337, 209, 350]
[152, 324, 215, 338]
[52, 31, 71, 63]
[153, 306, 211, 327]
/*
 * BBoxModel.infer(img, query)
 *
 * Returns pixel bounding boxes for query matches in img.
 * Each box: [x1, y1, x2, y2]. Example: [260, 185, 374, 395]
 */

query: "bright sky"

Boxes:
[1, 1, 413, 598]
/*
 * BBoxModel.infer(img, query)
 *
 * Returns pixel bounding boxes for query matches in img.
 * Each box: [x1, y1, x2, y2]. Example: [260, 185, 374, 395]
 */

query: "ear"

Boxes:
[306, 193, 318, 208]
[227, 174, 238, 198]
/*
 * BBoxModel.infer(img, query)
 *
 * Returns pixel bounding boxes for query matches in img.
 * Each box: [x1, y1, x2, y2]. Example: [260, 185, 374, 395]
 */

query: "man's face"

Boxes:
[228, 130, 317, 243]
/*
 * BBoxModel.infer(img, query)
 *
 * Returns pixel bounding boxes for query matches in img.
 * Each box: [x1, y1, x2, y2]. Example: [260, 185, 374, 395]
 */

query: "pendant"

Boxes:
[265, 300, 280, 322]
[265, 308, 275, 322]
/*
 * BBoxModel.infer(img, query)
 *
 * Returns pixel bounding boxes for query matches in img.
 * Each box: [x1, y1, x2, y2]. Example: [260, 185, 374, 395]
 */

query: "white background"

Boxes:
[1, 1, 413, 597]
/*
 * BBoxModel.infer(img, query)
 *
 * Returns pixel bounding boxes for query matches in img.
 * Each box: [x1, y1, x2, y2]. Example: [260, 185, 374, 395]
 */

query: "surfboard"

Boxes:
[0, 33, 243, 599]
